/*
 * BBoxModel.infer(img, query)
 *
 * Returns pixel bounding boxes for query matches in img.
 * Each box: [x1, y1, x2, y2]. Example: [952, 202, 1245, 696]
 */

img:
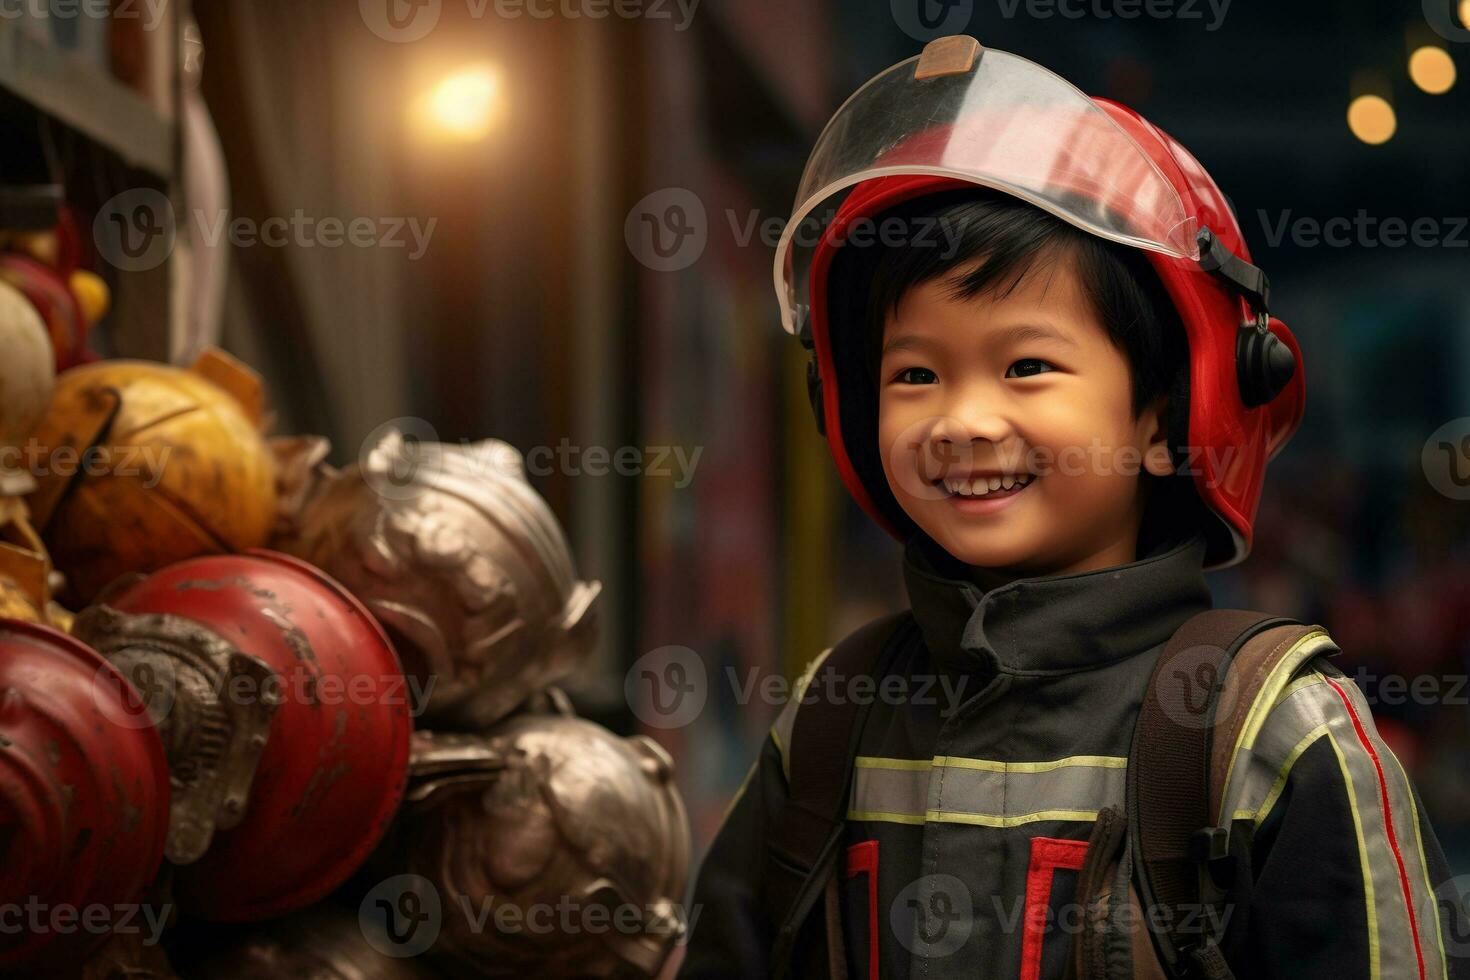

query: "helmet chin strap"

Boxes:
[1195, 226, 1270, 314]
[797, 317, 829, 437]
[1194, 226, 1297, 408]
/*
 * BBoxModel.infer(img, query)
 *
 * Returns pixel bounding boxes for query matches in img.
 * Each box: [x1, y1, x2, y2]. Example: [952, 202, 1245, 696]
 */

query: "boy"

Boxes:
[677, 36, 1467, 980]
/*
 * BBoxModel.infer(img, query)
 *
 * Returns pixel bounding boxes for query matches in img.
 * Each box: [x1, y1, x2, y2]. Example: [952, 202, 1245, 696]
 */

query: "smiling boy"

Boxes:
[870, 190, 1185, 587]
[677, 36, 1466, 980]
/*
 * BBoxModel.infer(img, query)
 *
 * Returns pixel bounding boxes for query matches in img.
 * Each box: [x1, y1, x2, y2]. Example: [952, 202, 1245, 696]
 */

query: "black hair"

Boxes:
[825, 186, 1212, 555]
[853, 187, 1185, 417]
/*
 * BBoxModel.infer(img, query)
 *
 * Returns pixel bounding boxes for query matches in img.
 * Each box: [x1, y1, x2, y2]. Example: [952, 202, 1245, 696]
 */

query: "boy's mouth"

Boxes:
[934, 473, 1035, 500]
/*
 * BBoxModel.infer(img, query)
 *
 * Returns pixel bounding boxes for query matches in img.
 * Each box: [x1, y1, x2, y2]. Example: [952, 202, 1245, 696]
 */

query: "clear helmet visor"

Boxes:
[774, 39, 1199, 336]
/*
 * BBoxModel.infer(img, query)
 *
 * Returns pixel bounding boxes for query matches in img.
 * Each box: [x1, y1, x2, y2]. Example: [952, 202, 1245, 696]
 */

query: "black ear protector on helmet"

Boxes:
[1194, 227, 1297, 409]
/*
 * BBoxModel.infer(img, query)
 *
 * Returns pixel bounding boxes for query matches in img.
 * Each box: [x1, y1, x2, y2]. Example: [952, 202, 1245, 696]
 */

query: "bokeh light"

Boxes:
[1347, 94, 1396, 144]
[1409, 46, 1457, 94]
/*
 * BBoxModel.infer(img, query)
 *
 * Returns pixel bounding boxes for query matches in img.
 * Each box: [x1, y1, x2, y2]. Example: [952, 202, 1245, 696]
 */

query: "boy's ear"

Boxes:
[1141, 394, 1176, 477]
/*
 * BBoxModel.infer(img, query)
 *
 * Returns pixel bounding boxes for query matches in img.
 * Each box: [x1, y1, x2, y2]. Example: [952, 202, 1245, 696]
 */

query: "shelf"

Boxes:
[0, 19, 172, 179]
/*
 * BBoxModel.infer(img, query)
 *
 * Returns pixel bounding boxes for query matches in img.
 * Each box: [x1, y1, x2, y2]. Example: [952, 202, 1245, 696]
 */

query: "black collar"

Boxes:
[902, 532, 1213, 677]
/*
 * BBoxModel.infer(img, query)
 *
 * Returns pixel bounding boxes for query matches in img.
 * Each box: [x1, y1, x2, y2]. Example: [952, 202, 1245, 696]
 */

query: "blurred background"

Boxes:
[5, 0, 1469, 897]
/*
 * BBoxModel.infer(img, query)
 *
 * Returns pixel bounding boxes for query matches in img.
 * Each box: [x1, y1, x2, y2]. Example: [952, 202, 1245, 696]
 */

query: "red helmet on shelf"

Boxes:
[72, 549, 412, 922]
[0, 620, 171, 971]
[774, 35, 1304, 568]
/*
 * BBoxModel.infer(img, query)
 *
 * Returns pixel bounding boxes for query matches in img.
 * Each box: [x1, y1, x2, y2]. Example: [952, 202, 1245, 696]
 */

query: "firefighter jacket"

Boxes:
[677, 531, 1467, 980]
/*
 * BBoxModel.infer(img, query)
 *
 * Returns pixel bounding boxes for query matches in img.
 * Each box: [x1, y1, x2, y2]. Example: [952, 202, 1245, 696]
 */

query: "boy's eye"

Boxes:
[1005, 358, 1055, 378]
[894, 367, 938, 385]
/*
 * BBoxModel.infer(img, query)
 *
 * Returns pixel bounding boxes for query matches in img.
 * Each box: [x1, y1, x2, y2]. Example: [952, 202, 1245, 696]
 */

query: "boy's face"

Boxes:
[877, 253, 1175, 583]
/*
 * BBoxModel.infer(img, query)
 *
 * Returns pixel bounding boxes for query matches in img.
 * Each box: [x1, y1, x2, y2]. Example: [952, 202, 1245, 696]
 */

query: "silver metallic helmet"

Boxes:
[275, 429, 601, 730]
[388, 713, 691, 978]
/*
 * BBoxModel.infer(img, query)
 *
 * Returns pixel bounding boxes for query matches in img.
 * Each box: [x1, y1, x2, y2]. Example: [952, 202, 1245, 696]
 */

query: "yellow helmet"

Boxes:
[25, 348, 277, 604]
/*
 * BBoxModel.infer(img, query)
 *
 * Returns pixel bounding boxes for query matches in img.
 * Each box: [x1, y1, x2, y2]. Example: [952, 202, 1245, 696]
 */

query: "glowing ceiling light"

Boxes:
[420, 65, 500, 142]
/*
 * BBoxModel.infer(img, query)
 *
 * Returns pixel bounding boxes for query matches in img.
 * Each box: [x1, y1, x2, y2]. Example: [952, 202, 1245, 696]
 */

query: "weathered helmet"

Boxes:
[25, 349, 277, 603]
[0, 620, 171, 971]
[275, 430, 601, 730]
[377, 714, 690, 977]
[71, 549, 411, 922]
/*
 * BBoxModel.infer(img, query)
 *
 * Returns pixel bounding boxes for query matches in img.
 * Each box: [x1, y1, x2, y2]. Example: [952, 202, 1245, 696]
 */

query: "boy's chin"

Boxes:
[918, 521, 1047, 575]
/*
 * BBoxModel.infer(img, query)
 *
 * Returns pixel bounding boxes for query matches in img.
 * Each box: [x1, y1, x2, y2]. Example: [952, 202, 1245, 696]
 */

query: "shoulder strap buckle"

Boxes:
[1188, 825, 1231, 863]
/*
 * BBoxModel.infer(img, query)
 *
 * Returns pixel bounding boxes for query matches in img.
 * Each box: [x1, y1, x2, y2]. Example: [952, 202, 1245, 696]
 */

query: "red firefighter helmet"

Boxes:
[72, 550, 412, 922]
[775, 35, 1304, 568]
[0, 620, 170, 971]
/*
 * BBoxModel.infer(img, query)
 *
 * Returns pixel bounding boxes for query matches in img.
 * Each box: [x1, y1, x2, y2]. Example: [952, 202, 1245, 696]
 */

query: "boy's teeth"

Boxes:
[942, 474, 1033, 497]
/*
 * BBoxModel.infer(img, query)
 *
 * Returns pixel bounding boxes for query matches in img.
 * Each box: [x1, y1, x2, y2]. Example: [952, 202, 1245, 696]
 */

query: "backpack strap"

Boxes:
[767, 610, 914, 980]
[1206, 623, 1338, 825]
[1127, 609, 1300, 979]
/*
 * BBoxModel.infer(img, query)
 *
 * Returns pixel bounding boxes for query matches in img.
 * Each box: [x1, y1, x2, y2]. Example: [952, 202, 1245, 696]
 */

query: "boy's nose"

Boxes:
[928, 404, 1016, 449]
[919, 410, 1023, 479]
